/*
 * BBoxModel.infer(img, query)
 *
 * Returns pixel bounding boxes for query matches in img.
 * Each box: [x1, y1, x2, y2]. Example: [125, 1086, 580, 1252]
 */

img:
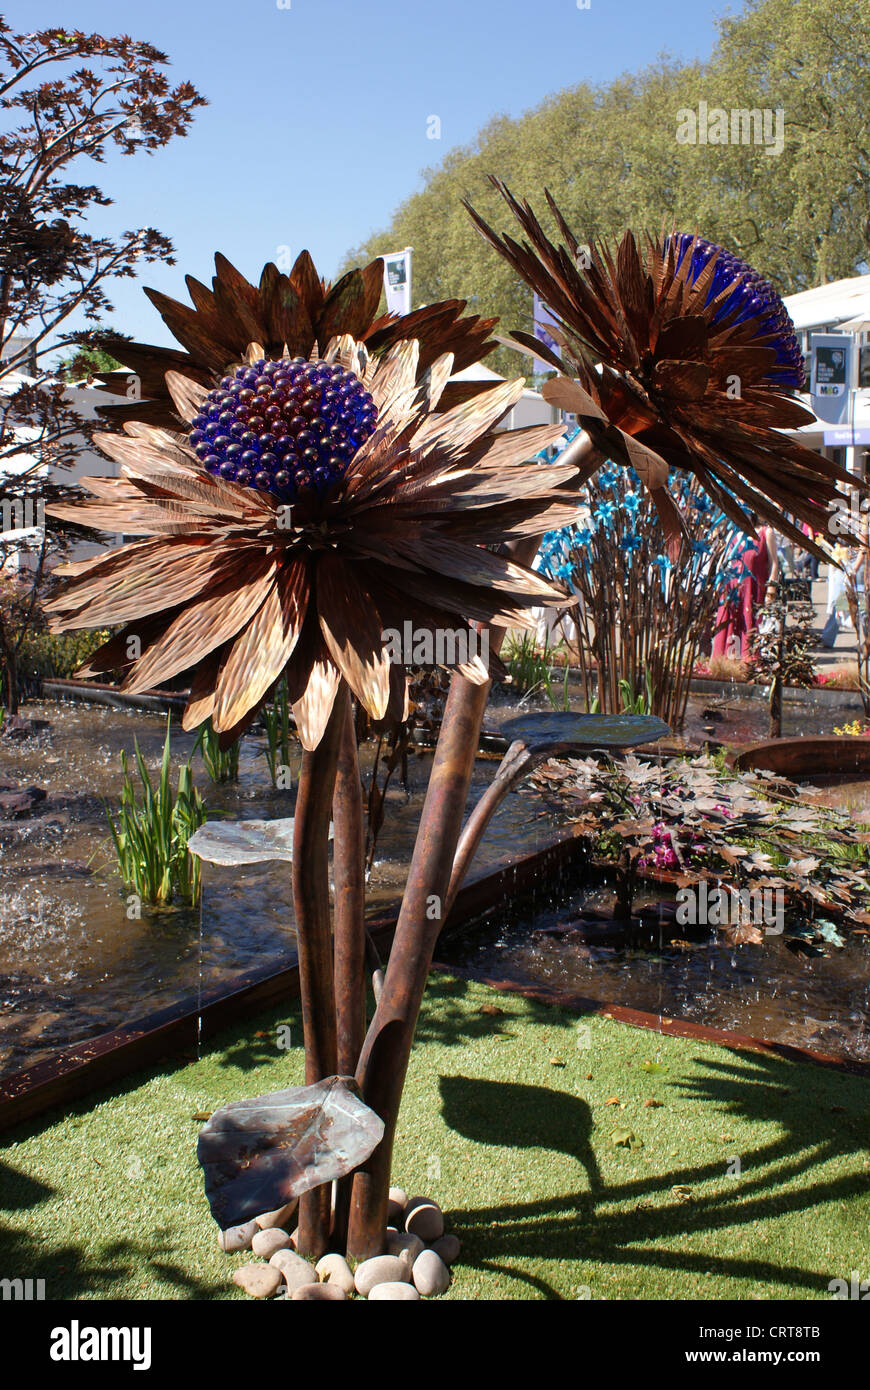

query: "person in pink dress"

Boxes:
[712, 516, 779, 661]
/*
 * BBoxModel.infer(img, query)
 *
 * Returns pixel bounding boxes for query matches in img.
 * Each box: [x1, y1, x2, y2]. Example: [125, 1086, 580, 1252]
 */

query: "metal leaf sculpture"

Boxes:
[500, 711, 671, 752]
[187, 817, 332, 867]
[197, 1076, 385, 1230]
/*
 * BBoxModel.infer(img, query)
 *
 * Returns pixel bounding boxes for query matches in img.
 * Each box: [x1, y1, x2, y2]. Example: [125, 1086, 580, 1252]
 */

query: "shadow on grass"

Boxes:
[0, 1157, 224, 1300]
[438, 1041, 870, 1300]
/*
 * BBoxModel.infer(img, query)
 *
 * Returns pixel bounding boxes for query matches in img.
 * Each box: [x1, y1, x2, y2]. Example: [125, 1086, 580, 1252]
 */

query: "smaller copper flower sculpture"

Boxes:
[84, 250, 498, 431]
[465, 180, 854, 556]
[46, 333, 577, 748]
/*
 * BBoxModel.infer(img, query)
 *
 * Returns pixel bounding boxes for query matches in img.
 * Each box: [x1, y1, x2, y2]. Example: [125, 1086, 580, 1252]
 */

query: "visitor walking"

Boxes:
[711, 517, 779, 661]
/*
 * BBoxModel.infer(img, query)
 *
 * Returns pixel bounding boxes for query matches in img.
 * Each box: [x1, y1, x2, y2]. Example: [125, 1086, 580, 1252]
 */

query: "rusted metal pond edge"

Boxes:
[430, 963, 870, 1082]
[0, 832, 587, 1136]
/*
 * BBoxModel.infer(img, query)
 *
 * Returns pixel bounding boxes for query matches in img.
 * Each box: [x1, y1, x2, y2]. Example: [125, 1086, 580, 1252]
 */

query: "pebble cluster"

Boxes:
[220, 1188, 459, 1301]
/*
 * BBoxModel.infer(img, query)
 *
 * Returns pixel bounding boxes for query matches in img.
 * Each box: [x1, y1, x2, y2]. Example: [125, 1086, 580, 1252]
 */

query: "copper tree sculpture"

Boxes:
[45, 211, 855, 1261]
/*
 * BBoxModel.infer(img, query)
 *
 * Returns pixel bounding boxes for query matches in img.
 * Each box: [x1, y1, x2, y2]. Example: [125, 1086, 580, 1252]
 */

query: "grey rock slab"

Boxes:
[197, 1075, 384, 1229]
[187, 817, 331, 866]
[500, 711, 671, 751]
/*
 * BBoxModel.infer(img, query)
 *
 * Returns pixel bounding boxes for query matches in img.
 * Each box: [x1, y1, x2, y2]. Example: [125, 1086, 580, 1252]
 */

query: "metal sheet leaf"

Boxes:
[197, 1076, 385, 1229]
[500, 712, 671, 750]
[187, 817, 332, 866]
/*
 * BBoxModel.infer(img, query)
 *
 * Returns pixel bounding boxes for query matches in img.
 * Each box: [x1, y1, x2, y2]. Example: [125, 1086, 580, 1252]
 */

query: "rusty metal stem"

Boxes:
[348, 672, 492, 1258]
[293, 693, 343, 1259]
[347, 430, 603, 1259]
[445, 740, 534, 915]
[330, 687, 366, 1250]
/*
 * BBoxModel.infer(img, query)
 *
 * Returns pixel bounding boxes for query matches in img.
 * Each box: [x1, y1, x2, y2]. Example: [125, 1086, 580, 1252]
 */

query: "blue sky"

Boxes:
[7, 0, 727, 350]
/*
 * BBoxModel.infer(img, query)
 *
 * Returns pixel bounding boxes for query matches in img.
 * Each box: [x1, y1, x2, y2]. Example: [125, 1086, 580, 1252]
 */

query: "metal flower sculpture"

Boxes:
[46, 335, 575, 750]
[83, 250, 498, 431]
[44, 256, 583, 1260]
[464, 180, 854, 557]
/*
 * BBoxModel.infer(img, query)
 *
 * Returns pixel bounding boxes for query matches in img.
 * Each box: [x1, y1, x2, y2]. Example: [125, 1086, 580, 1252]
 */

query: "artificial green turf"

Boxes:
[1, 973, 868, 1300]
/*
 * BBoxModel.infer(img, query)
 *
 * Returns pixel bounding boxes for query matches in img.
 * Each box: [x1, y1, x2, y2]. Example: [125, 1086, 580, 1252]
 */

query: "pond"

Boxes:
[1, 683, 867, 1077]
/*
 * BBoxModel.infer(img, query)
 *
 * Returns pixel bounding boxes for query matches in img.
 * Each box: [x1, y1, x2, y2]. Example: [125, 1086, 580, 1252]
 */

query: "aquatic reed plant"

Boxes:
[106, 723, 205, 906]
[261, 676, 292, 788]
[194, 717, 240, 783]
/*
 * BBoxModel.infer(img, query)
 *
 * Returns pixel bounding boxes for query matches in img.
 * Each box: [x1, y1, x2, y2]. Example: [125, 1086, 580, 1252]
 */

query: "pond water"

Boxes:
[0, 698, 566, 1077]
[0, 684, 867, 1077]
[436, 874, 870, 1064]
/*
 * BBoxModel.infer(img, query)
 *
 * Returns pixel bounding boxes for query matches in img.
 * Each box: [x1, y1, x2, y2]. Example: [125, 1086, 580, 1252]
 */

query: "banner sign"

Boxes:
[533, 292, 562, 373]
[823, 427, 870, 447]
[383, 248, 412, 316]
[810, 333, 853, 425]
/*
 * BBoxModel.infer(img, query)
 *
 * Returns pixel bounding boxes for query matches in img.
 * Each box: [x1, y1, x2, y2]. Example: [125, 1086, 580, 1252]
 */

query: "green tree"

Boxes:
[341, 0, 870, 372]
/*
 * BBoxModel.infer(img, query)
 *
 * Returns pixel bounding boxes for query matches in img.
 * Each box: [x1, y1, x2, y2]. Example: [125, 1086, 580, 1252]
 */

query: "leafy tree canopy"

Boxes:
[341, 0, 870, 376]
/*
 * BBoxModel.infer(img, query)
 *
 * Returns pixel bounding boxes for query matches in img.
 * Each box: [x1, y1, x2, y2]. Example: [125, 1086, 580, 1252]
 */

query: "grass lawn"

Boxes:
[1, 973, 868, 1300]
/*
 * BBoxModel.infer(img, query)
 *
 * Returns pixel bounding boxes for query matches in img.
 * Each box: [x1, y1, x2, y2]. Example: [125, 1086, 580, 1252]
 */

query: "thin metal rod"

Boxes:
[293, 692, 343, 1259]
[348, 673, 492, 1259]
[330, 687, 366, 1250]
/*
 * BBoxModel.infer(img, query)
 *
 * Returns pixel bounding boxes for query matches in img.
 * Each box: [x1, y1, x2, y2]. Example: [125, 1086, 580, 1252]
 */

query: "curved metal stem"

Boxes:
[292, 693, 343, 1259]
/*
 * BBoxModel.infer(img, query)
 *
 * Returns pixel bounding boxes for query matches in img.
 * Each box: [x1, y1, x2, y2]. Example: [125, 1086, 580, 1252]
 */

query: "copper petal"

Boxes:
[316, 552, 390, 721]
[212, 559, 309, 731]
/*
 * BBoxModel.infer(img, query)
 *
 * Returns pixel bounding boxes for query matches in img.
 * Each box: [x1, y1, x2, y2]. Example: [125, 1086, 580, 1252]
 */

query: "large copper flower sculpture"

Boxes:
[85, 250, 497, 431]
[46, 332, 577, 748]
[466, 181, 854, 556]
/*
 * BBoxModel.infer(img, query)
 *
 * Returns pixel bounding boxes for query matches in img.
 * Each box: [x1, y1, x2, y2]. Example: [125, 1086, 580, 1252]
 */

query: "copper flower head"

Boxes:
[84, 249, 498, 431]
[465, 180, 854, 557]
[46, 330, 578, 749]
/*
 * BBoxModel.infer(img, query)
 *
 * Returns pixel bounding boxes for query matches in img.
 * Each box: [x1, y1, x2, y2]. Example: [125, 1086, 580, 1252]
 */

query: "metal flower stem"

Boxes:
[330, 685, 366, 1250]
[348, 672, 492, 1258]
[347, 431, 603, 1257]
[292, 691, 344, 1259]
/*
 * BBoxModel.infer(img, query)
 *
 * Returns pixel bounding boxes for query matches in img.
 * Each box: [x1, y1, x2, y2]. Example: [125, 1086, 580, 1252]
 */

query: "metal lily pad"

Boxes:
[187, 817, 332, 867]
[500, 712, 671, 751]
[197, 1076, 384, 1229]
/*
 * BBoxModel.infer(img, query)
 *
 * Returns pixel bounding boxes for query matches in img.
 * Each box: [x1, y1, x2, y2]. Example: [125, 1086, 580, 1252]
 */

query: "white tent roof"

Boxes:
[784, 275, 870, 333]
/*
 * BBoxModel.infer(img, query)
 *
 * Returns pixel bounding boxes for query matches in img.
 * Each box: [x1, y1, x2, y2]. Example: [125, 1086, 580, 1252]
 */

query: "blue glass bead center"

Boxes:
[669, 233, 804, 390]
[189, 356, 378, 498]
